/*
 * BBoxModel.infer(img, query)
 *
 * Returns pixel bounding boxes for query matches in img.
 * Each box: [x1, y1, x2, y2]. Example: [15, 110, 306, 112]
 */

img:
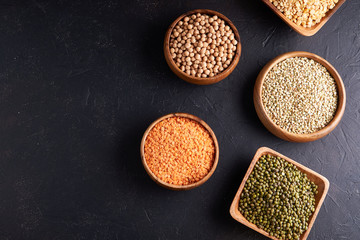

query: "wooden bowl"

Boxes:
[254, 51, 346, 142]
[262, 0, 346, 36]
[164, 9, 242, 85]
[230, 147, 329, 240]
[140, 113, 219, 190]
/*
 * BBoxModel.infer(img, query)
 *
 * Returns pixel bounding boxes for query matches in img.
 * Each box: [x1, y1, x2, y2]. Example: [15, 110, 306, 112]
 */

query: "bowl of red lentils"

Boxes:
[254, 51, 346, 142]
[140, 113, 219, 190]
[164, 9, 241, 85]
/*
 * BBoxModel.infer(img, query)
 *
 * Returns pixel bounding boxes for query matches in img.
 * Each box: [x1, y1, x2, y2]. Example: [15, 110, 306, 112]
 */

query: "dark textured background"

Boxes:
[0, 1, 359, 239]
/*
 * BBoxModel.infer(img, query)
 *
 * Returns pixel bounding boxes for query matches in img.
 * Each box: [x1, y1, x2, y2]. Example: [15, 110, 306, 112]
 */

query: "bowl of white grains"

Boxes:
[262, 0, 346, 36]
[254, 51, 346, 142]
[164, 9, 241, 85]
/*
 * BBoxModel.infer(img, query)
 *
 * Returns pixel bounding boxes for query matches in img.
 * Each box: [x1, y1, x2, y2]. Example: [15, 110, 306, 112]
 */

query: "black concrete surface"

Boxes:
[0, 1, 359, 239]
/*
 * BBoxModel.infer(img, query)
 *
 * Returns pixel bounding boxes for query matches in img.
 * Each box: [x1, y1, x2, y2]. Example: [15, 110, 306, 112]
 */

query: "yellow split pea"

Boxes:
[270, 0, 339, 27]
[144, 116, 215, 185]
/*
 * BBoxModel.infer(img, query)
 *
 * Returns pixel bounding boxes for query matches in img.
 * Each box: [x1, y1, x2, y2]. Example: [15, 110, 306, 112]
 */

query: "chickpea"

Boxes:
[169, 13, 238, 78]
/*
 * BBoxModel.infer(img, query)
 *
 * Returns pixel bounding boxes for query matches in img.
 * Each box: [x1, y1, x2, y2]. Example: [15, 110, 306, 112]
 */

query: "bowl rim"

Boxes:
[254, 51, 346, 142]
[229, 146, 330, 240]
[261, 0, 347, 36]
[164, 9, 242, 85]
[140, 112, 219, 190]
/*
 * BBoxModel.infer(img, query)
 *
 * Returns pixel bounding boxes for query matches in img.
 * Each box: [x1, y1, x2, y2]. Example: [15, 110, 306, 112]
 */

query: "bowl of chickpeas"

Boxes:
[164, 9, 241, 85]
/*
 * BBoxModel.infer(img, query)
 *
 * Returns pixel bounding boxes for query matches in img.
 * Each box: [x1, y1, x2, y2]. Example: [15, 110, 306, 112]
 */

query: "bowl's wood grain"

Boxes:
[262, 0, 346, 36]
[164, 9, 241, 85]
[254, 51, 346, 142]
[230, 147, 329, 240]
[140, 113, 219, 190]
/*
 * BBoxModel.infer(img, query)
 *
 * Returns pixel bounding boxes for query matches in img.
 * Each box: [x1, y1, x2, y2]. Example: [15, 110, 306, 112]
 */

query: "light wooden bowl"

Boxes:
[164, 9, 241, 85]
[262, 0, 346, 36]
[254, 51, 346, 142]
[230, 147, 329, 240]
[140, 113, 219, 190]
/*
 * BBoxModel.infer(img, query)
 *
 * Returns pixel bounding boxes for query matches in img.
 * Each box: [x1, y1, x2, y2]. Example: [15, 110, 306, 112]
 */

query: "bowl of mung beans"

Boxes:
[230, 147, 329, 240]
[140, 113, 219, 190]
[262, 0, 346, 36]
[254, 51, 346, 142]
[164, 9, 241, 85]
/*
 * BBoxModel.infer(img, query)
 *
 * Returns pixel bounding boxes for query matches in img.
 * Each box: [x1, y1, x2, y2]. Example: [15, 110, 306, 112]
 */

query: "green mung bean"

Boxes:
[239, 154, 318, 240]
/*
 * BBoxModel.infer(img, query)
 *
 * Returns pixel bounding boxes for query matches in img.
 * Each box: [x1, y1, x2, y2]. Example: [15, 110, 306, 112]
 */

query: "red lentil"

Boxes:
[144, 116, 215, 185]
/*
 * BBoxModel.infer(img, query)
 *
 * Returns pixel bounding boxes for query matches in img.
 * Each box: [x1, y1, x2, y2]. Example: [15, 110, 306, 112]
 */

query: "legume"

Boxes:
[270, 0, 339, 27]
[144, 116, 215, 185]
[239, 154, 318, 240]
[170, 13, 238, 78]
[262, 57, 338, 134]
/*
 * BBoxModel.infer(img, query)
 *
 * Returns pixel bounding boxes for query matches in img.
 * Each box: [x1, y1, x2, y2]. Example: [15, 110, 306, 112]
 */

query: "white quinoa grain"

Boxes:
[262, 57, 338, 134]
